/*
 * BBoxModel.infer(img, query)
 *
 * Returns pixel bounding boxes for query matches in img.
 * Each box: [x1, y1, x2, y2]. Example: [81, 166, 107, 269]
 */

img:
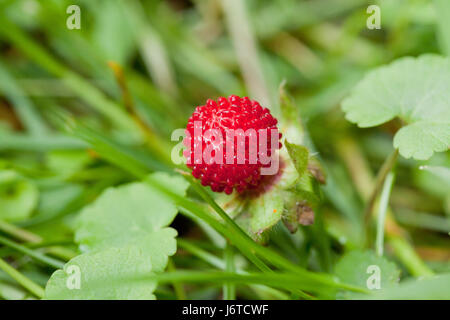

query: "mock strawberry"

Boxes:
[183, 95, 281, 194]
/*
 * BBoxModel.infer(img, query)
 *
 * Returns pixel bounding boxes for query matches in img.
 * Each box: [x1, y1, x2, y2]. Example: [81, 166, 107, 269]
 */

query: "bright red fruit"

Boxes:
[183, 95, 281, 194]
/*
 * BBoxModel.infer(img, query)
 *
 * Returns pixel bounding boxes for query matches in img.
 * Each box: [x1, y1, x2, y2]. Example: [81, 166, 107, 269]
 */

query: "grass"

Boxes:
[0, 0, 448, 300]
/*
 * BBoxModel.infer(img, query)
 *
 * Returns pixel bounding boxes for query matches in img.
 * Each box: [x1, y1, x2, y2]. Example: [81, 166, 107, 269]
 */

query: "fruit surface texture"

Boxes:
[184, 95, 281, 194]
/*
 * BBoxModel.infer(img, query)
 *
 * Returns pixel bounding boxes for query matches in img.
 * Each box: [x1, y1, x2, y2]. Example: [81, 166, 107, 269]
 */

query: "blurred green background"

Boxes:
[0, 0, 449, 299]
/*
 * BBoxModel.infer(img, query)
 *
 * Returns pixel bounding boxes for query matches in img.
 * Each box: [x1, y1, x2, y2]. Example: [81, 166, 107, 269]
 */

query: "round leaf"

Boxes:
[75, 173, 187, 271]
[342, 55, 450, 160]
[45, 247, 156, 300]
[335, 250, 400, 291]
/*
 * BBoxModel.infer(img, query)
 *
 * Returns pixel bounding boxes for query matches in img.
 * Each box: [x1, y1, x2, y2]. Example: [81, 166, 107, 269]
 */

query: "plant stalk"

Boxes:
[0, 258, 44, 298]
[0, 236, 65, 269]
[364, 149, 399, 225]
[376, 171, 396, 256]
[223, 243, 236, 300]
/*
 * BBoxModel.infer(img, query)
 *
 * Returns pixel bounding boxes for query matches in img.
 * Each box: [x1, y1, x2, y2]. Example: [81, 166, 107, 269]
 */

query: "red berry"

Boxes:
[183, 95, 281, 194]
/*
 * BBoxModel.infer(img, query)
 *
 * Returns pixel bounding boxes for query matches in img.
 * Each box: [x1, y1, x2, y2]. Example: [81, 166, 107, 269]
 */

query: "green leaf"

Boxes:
[394, 122, 450, 160]
[361, 273, 450, 300]
[292, 173, 321, 205]
[282, 141, 322, 232]
[45, 172, 188, 299]
[285, 140, 309, 177]
[279, 85, 305, 145]
[342, 55, 450, 160]
[233, 153, 300, 242]
[231, 141, 323, 241]
[45, 247, 157, 300]
[246, 188, 284, 241]
[75, 173, 187, 270]
[0, 170, 38, 222]
[335, 250, 400, 293]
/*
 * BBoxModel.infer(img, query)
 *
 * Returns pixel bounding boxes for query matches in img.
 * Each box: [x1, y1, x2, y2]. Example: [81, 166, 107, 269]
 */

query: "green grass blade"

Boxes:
[0, 236, 65, 269]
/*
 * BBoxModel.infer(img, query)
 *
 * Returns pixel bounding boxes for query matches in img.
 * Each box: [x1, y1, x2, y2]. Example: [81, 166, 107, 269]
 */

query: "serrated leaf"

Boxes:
[234, 152, 300, 242]
[234, 142, 322, 240]
[292, 173, 321, 205]
[75, 173, 187, 271]
[279, 85, 305, 145]
[229, 91, 323, 241]
[394, 122, 450, 160]
[247, 188, 284, 239]
[335, 250, 400, 293]
[45, 172, 187, 299]
[0, 170, 38, 222]
[285, 140, 309, 177]
[342, 55, 450, 160]
[45, 247, 157, 300]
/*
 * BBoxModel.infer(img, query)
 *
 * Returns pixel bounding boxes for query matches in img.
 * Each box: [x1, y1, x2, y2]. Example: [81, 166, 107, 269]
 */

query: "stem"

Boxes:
[223, 243, 236, 300]
[177, 239, 290, 300]
[178, 239, 225, 269]
[304, 209, 333, 272]
[71, 119, 361, 293]
[188, 178, 261, 248]
[388, 236, 434, 277]
[71, 119, 302, 278]
[336, 139, 434, 277]
[149, 175, 339, 294]
[107, 61, 171, 164]
[0, 258, 44, 298]
[183, 176, 318, 277]
[167, 258, 186, 300]
[0, 236, 65, 269]
[191, 185, 313, 274]
[142, 270, 369, 294]
[176, 200, 272, 273]
[175, 199, 333, 299]
[364, 149, 399, 225]
[376, 171, 395, 256]
[0, 220, 42, 243]
[0, 221, 74, 262]
[107, 61, 135, 115]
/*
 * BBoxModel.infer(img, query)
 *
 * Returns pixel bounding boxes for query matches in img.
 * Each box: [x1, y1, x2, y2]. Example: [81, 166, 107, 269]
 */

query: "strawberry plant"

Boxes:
[0, 0, 449, 302]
